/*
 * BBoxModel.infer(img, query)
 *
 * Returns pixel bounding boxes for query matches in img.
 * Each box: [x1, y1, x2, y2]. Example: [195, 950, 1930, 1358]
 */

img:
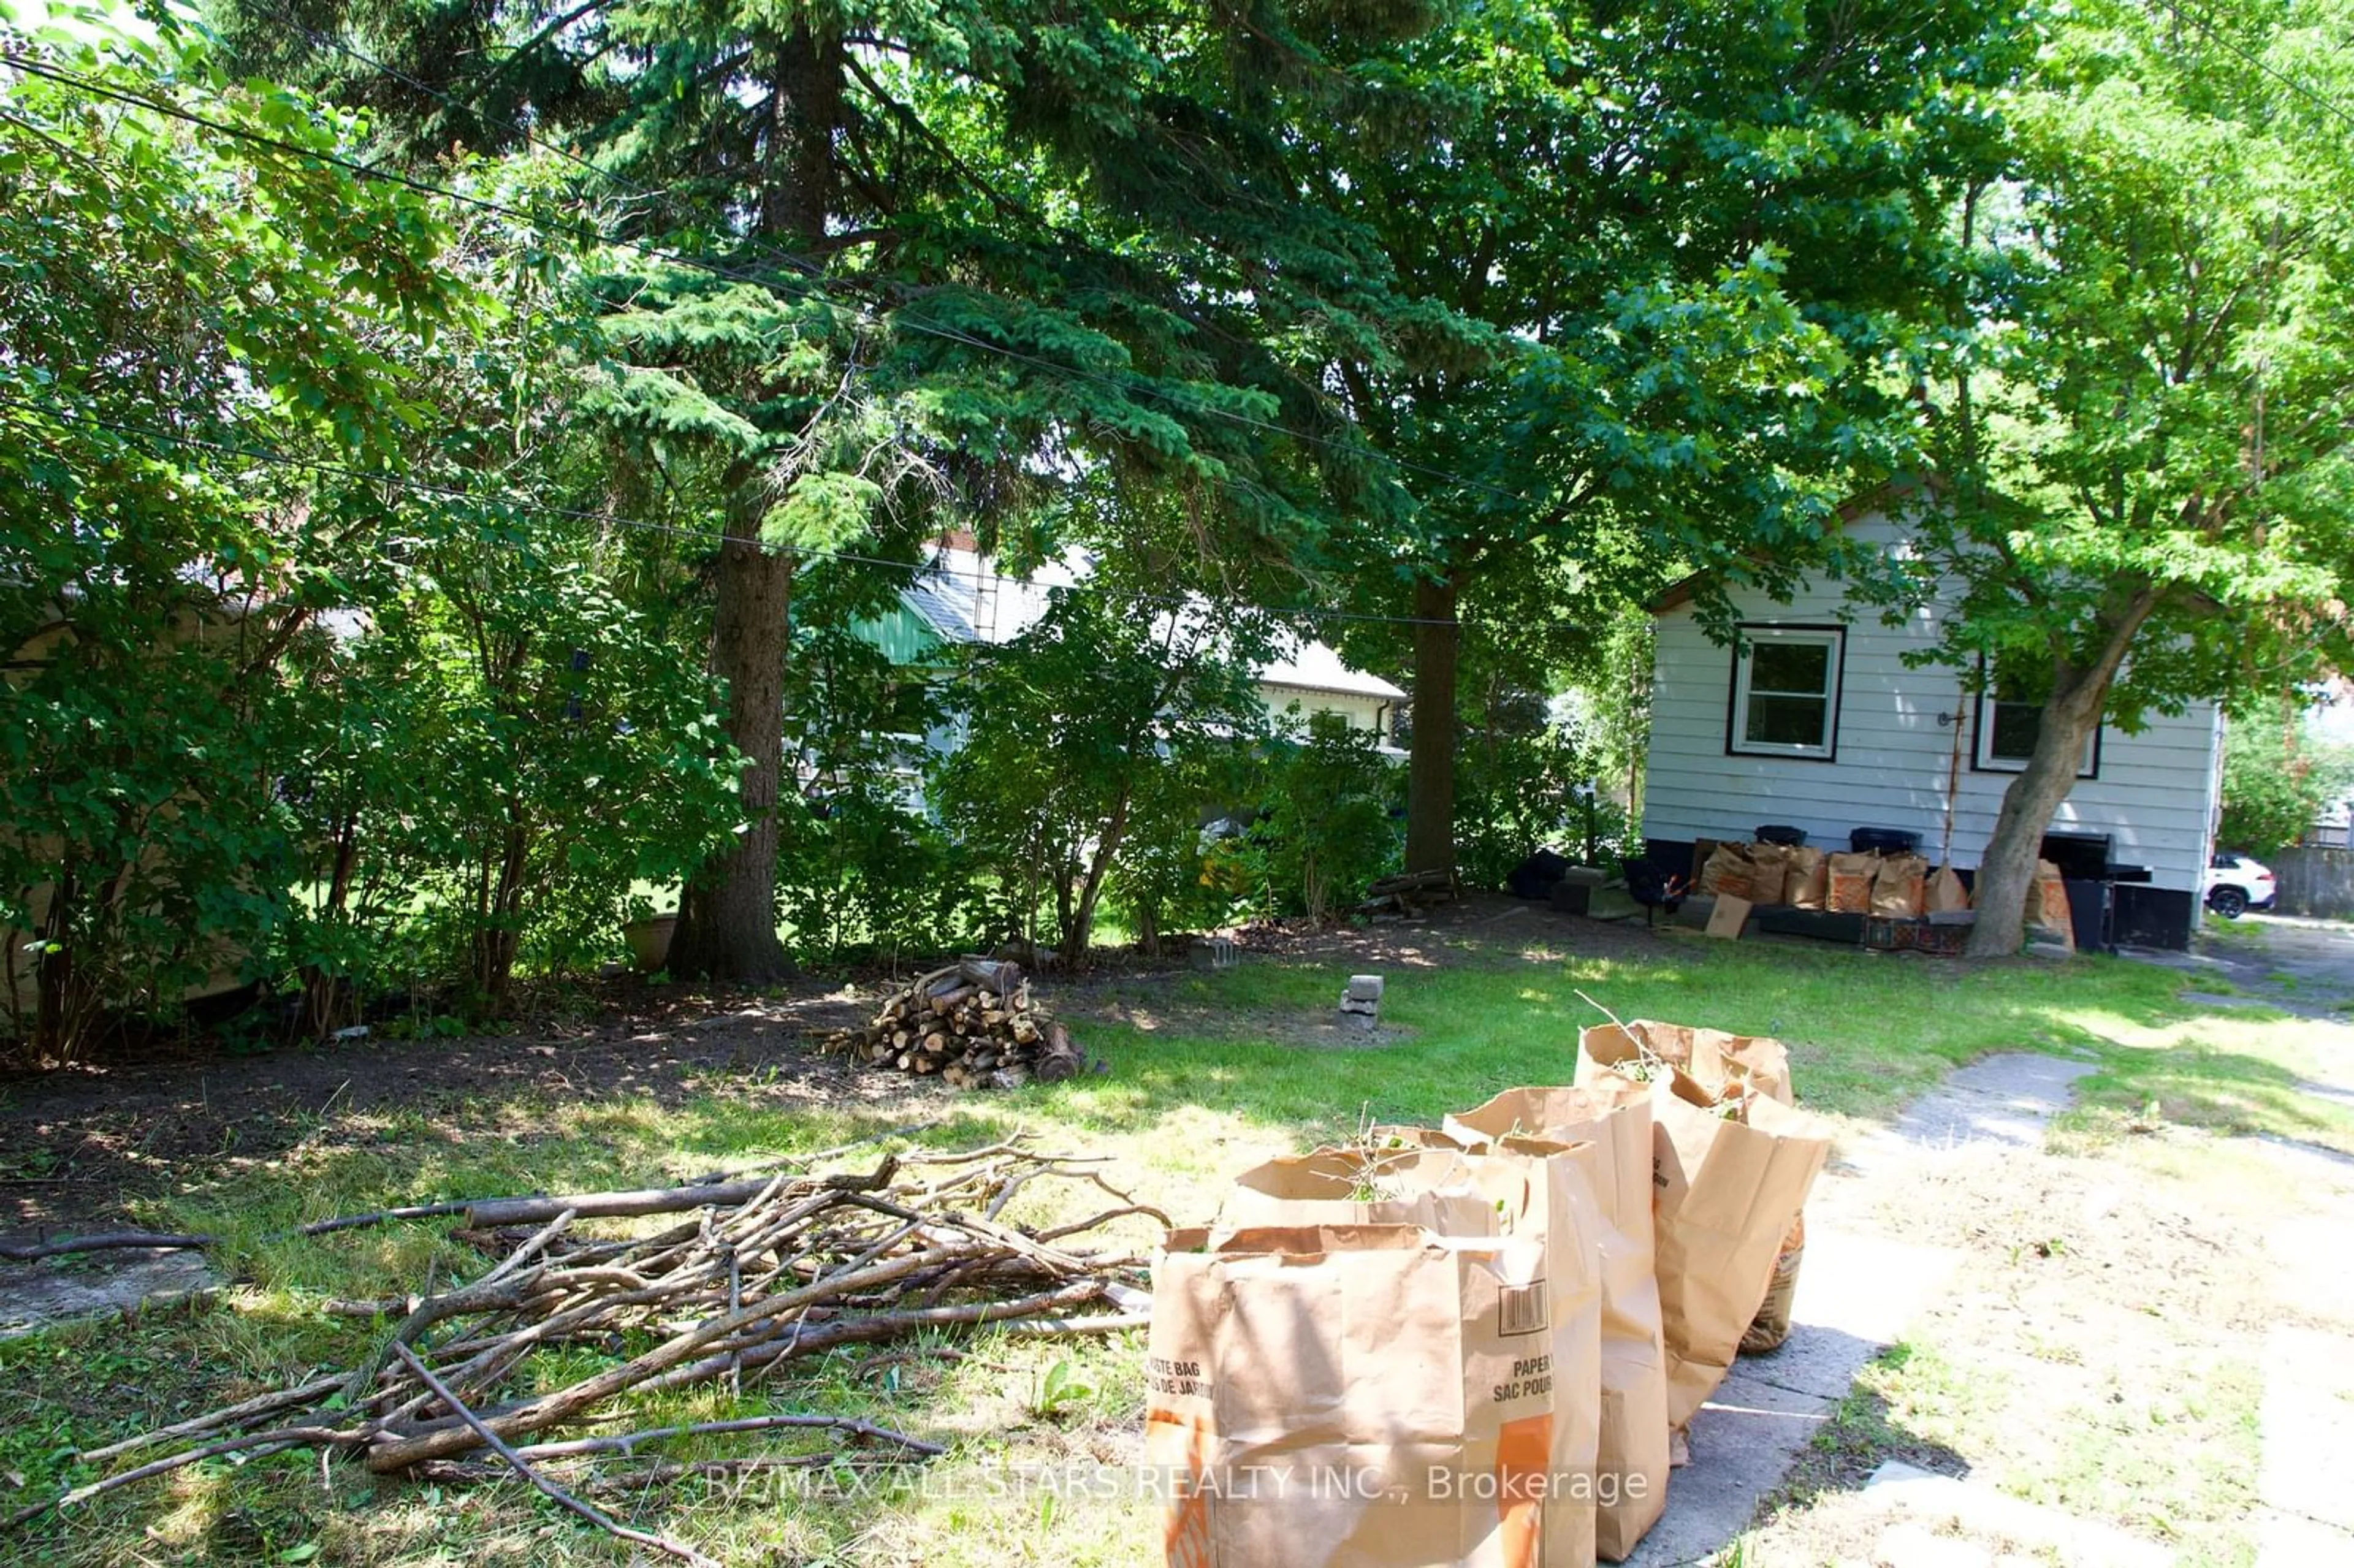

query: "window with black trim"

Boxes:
[1728, 626, 1843, 759]
[1973, 658, 2099, 776]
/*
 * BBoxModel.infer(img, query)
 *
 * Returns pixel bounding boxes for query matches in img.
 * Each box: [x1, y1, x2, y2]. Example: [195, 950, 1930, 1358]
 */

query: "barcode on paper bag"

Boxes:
[1498, 1280, 1548, 1336]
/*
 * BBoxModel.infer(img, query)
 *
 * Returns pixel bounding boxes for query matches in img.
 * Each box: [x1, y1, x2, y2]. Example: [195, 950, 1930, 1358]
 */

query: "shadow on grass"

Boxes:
[1746, 1341, 1972, 1550]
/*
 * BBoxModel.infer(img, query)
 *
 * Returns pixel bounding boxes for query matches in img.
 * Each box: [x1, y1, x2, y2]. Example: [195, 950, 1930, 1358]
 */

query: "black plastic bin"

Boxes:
[1755, 825, 1808, 847]
[1849, 827, 1921, 856]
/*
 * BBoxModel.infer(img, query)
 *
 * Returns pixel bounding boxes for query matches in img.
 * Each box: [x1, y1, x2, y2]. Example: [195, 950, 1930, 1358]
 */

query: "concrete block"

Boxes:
[1583, 886, 1643, 921]
[1344, 973, 1384, 1002]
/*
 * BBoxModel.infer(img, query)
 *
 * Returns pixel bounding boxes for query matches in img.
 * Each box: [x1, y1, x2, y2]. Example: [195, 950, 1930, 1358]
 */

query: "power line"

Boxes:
[2147, 0, 2354, 134]
[0, 391, 1463, 628]
[0, 39, 1536, 509]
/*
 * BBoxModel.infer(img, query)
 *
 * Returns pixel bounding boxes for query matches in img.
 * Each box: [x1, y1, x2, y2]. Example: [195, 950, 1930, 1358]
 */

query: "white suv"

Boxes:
[2204, 853, 2277, 918]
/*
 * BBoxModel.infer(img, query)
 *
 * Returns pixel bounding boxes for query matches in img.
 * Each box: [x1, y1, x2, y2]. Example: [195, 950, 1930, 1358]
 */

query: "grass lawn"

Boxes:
[3, 910, 2347, 1564]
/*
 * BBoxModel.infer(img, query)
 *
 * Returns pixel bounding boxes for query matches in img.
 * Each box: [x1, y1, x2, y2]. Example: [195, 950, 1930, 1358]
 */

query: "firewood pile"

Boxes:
[837, 959, 1093, 1089]
[1358, 867, 1463, 916]
[2, 1139, 1159, 1551]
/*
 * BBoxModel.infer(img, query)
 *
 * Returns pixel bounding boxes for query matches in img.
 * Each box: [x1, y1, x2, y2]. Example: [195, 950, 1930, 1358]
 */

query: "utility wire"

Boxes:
[0, 391, 1463, 627]
[0, 40, 1537, 510]
[2147, 0, 2354, 134]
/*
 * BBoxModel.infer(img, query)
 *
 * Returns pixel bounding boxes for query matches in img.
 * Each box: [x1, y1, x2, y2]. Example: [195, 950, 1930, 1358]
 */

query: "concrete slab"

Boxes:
[2295, 1078, 2354, 1113]
[1737, 1231, 1962, 1402]
[0, 1250, 215, 1340]
[1883, 1054, 2096, 1155]
[1625, 1371, 1837, 1567]
[1618, 1221, 1963, 1564]
[2261, 1326, 2354, 1536]
[2258, 1507, 2354, 1566]
[2177, 991, 2272, 1010]
[1860, 1461, 2171, 1568]
[1620, 1057, 2078, 1565]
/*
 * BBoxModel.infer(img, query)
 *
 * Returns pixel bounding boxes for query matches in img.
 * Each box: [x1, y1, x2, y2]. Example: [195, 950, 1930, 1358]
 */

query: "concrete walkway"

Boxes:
[2255, 1100, 2354, 1564]
[1626, 1054, 2095, 1567]
[0, 1249, 215, 1341]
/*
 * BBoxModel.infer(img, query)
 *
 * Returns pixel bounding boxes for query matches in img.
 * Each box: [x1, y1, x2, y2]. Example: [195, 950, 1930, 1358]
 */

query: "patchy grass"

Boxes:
[1, 918, 2338, 1564]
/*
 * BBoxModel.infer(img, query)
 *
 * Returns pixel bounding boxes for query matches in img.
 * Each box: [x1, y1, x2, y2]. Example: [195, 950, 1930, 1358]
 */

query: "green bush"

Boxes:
[1241, 715, 1403, 921]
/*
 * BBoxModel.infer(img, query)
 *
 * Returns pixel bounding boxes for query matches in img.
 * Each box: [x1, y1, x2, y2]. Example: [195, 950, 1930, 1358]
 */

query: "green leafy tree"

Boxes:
[1246, 714, 1402, 921]
[235, 0, 1448, 982]
[774, 560, 980, 964]
[1914, 0, 2354, 954]
[1312, 0, 2021, 875]
[0, 21, 470, 1055]
[933, 584, 1270, 965]
[2218, 700, 2354, 858]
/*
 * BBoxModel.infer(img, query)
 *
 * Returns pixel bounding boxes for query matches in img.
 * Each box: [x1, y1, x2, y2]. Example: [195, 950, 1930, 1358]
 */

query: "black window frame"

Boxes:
[1970, 657, 2101, 778]
[1724, 623, 1846, 763]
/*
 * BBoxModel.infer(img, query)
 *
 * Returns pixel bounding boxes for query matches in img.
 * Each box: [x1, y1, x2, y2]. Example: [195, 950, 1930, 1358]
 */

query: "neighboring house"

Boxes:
[1639, 489, 2220, 950]
[864, 546, 1404, 748]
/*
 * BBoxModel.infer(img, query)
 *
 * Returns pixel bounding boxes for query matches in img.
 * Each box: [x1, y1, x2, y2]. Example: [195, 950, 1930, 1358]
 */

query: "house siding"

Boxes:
[1261, 686, 1392, 739]
[1642, 512, 2220, 894]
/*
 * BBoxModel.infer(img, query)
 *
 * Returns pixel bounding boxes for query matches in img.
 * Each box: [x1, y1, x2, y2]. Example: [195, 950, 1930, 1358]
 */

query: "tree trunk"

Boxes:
[1060, 787, 1133, 969]
[669, 503, 796, 983]
[1404, 568, 1460, 877]
[669, 26, 840, 985]
[1965, 591, 2158, 957]
[1963, 687, 2101, 957]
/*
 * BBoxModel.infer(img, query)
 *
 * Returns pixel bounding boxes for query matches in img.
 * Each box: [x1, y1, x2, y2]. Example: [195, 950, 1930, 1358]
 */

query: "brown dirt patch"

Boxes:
[0, 981, 886, 1242]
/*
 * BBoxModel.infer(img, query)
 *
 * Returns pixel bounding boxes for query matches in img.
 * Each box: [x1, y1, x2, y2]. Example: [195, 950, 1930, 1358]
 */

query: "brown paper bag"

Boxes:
[1871, 853, 1928, 918]
[1739, 1214, 1806, 1355]
[1575, 1019, 1795, 1107]
[1148, 1225, 1556, 1568]
[2026, 859, 2076, 953]
[1696, 842, 1754, 901]
[1352, 1140, 1607, 1568]
[1221, 1149, 1501, 1237]
[1445, 1084, 1669, 1561]
[1642, 1075, 1832, 1427]
[1745, 845, 1791, 907]
[1925, 866, 1970, 914]
[1826, 850, 1878, 913]
[1786, 846, 1829, 910]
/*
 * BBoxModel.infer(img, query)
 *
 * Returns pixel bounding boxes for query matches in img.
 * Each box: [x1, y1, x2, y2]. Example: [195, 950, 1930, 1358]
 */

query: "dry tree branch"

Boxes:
[390, 1344, 721, 1568]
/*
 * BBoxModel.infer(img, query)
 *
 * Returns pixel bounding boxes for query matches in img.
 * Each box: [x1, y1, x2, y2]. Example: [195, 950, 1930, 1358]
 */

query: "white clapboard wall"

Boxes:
[1641, 509, 2221, 894]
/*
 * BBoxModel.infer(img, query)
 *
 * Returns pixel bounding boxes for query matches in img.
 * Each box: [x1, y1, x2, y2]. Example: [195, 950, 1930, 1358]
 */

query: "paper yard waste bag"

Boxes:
[1443, 1085, 1668, 1561]
[1826, 851, 1878, 913]
[1344, 1139, 1606, 1568]
[1577, 1021, 1823, 1384]
[1696, 842, 1753, 901]
[1745, 845, 1790, 908]
[1638, 1073, 1830, 1428]
[1574, 1019, 1794, 1108]
[2026, 859, 2076, 953]
[1738, 1215, 1805, 1355]
[1786, 846, 1829, 910]
[1871, 853, 1929, 918]
[1147, 1225, 1556, 1568]
[1220, 1149, 1503, 1239]
[1925, 866, 1970, 914]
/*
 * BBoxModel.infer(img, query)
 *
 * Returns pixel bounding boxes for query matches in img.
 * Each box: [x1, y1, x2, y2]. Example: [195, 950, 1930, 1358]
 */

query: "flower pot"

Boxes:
[623, 914, 677, 972]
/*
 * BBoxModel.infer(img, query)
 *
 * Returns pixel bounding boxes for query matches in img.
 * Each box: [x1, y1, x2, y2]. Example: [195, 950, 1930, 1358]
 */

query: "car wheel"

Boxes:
[2209, 886, 2249, 919]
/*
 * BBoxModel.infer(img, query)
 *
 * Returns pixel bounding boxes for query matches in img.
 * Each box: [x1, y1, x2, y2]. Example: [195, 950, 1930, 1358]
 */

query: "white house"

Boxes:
[1639, 490, 2220, 950]
[891, 546, 1404, 745]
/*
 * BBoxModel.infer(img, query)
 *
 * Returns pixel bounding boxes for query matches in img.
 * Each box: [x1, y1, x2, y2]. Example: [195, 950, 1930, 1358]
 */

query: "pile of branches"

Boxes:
[6, 1139, 1159, 1560]
[837, 959, 1092, 1089]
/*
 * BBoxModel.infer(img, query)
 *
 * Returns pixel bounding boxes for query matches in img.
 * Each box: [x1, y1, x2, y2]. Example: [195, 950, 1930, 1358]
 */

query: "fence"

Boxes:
[2272, 846, 2354, 920]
